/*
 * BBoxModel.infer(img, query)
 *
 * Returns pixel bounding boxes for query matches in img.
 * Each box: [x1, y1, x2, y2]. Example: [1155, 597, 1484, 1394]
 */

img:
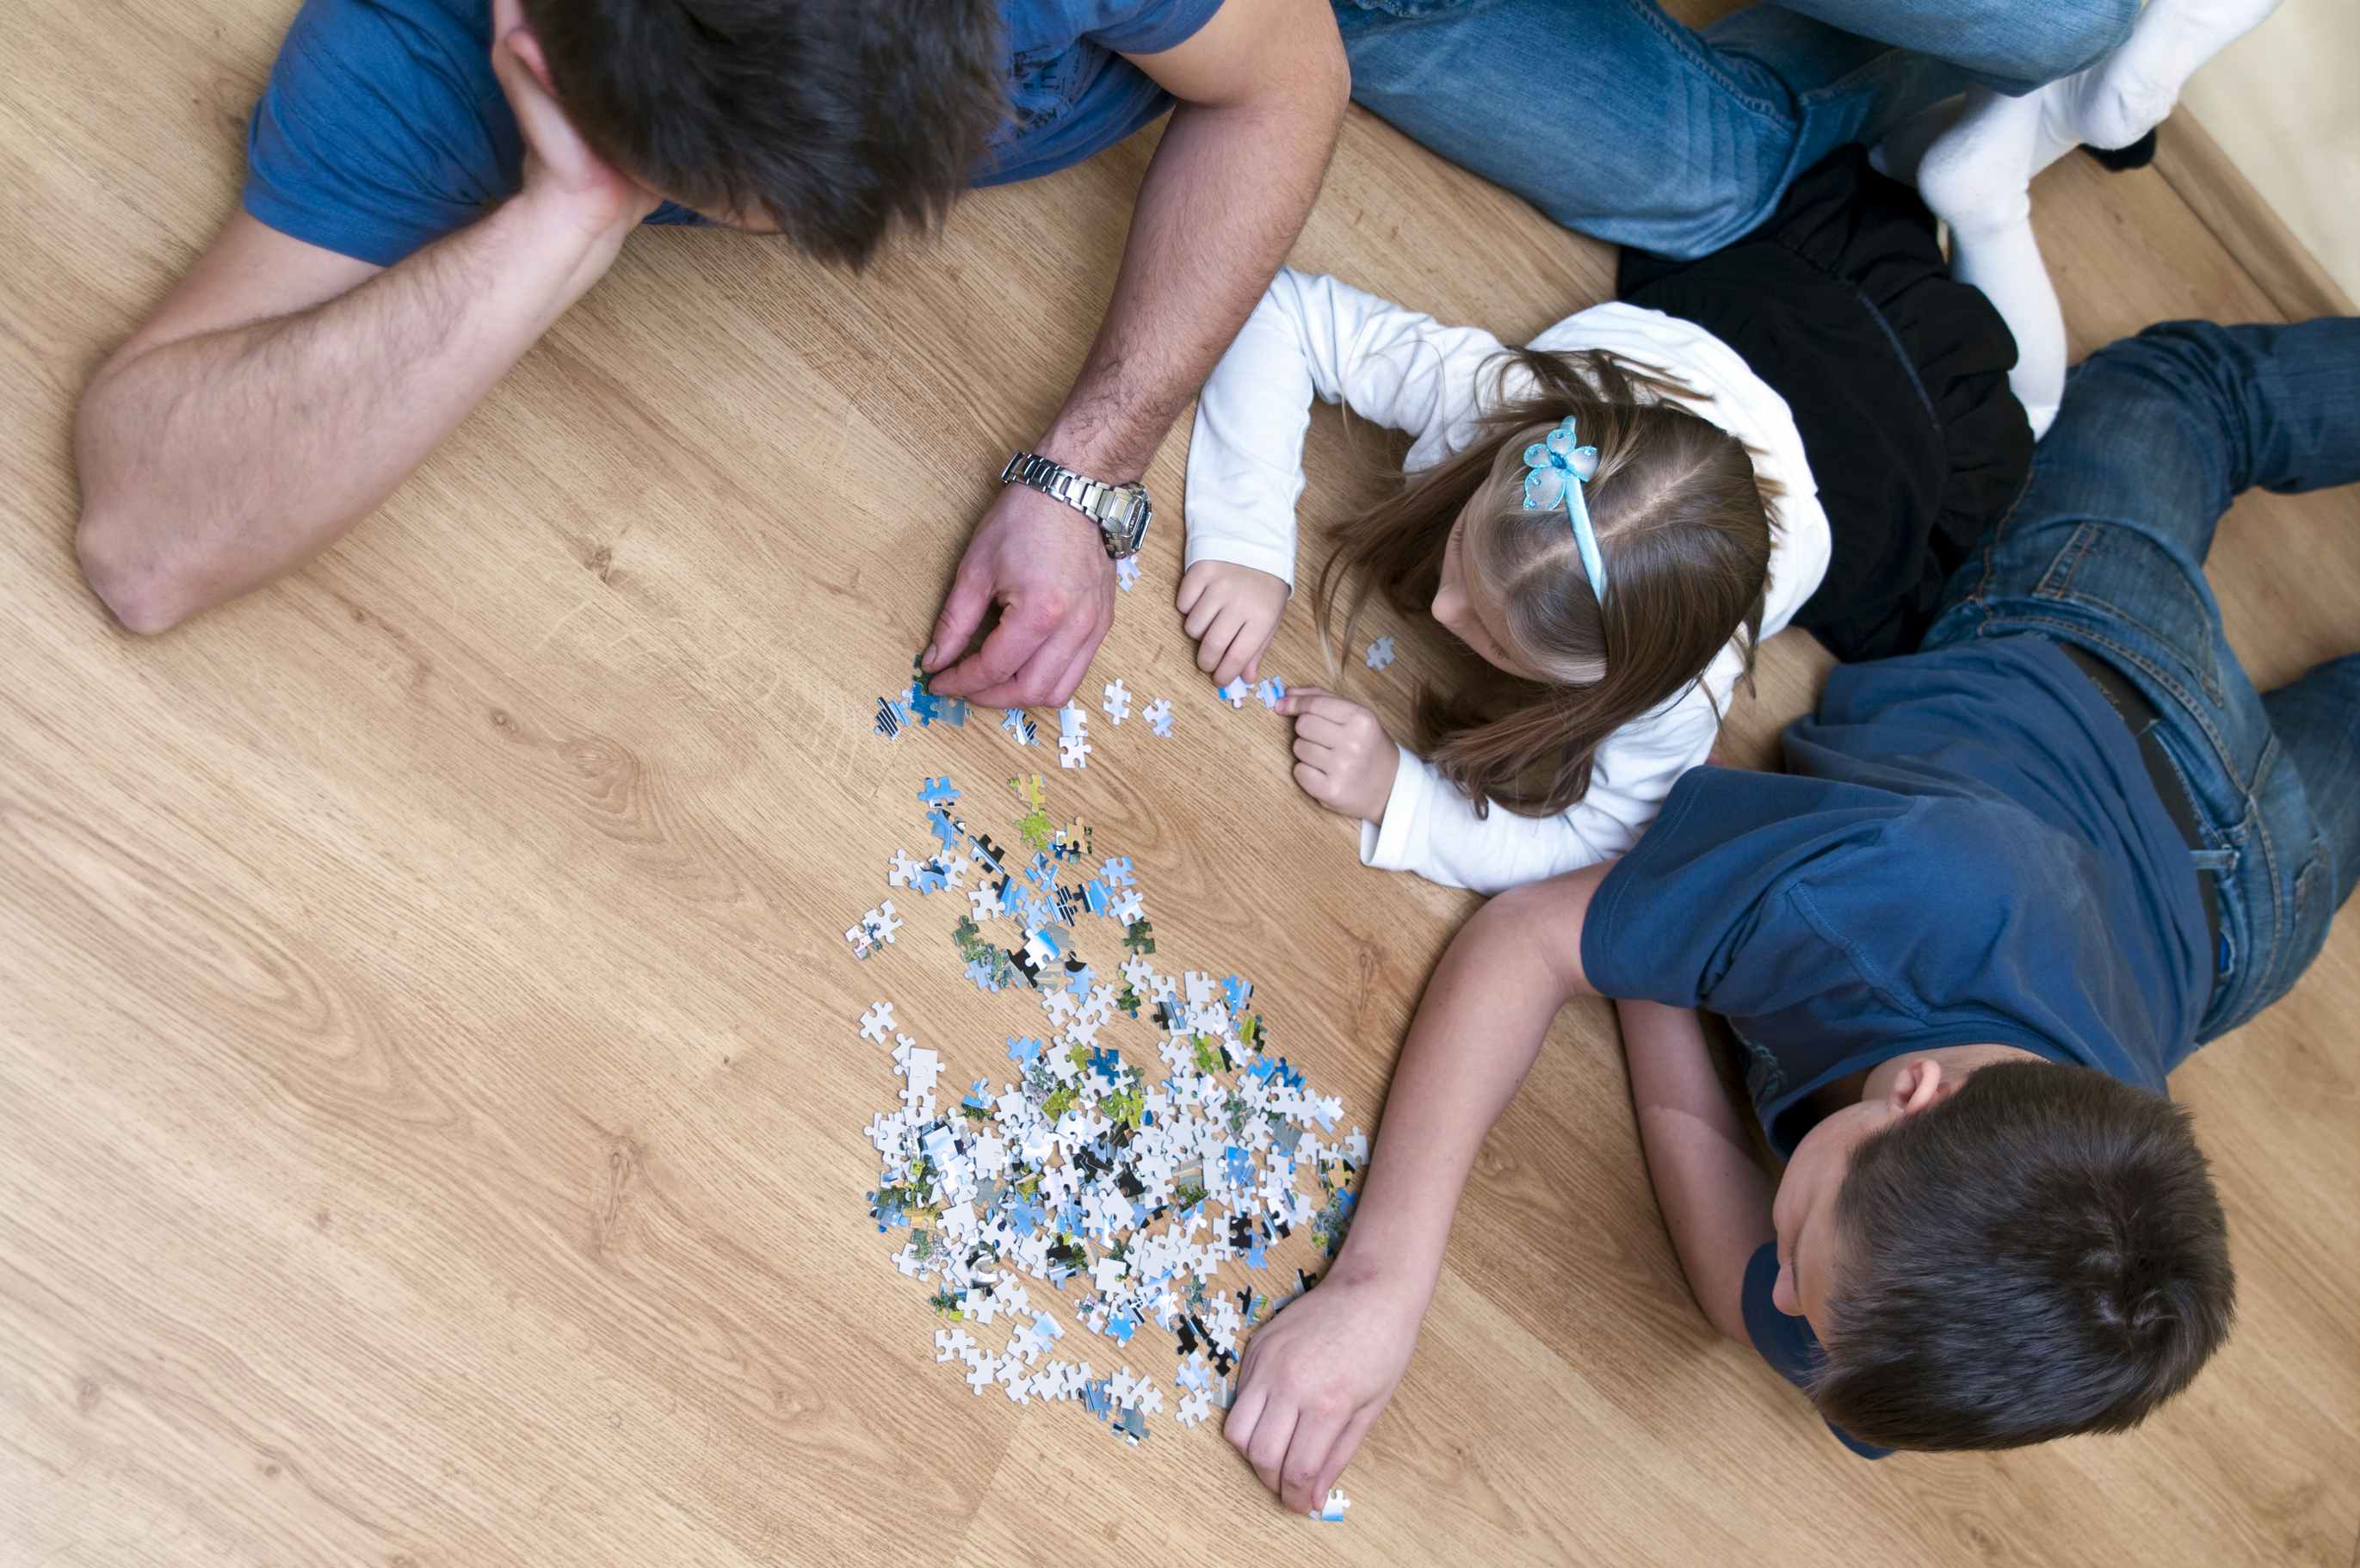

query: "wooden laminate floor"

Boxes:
[3, 3, 2355, 1563]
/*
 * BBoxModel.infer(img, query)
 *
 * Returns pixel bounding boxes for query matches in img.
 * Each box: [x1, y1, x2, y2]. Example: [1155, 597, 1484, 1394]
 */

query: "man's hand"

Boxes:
[1278, 687, 1399, 823]
[923, 482, 1116, 708]
[1225, 1267, 1424, 1514]
[491, 0, 660, 245]
[1177, 560, 1288, 687]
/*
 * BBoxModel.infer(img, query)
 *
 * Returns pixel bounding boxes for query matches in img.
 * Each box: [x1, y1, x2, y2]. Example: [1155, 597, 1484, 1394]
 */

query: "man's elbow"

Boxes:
[73, 374, 207, 635]
[75, 506, 200, 635]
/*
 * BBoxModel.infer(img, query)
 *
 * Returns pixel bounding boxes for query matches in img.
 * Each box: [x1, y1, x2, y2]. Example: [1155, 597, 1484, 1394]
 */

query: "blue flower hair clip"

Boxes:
[1521, 417, 1607, 603]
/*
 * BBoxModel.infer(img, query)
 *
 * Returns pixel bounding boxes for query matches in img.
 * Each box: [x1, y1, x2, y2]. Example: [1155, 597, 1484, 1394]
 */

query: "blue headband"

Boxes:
[1521, 417, 1606, 603]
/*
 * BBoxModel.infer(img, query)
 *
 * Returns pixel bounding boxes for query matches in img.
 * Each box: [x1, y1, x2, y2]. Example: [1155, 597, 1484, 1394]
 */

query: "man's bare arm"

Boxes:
[73, 10, 653, 633]
[1615, 1000, 1776, 1343]
[1046, 0, 1350, 473]
[923, 0, 1347, 707]
[74, 201, 630, 632]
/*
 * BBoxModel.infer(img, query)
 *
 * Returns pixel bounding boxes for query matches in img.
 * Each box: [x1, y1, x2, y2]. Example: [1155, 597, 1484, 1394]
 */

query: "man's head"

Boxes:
[516, 0, 1006, 265]
[1771, 1053, 2235, 1450]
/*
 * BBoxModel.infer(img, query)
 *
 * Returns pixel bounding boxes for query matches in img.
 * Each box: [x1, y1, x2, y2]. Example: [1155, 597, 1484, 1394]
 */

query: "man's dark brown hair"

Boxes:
[519, 0, 1006, 267]
[1815, 1060, 2235, 1450]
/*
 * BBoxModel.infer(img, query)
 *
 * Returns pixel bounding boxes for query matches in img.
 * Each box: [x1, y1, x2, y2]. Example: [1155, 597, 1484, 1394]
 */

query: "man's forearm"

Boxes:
[1323, 874, 1604, 1310]
[75, 192, 624, 632]
[1039, 87, 1342, 478]
[1616, 1001, 1774, 1342]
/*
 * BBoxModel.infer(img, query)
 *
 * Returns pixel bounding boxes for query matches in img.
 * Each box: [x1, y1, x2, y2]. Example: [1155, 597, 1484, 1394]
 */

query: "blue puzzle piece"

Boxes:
[1108, 1311, 1138, 1345]
[917, 776, 961, 805]
[964, 958, 1004, 991]
[1007, 1036, 1041, 1065]
[1221, 975, 1253, 1011]
[926, 810, 962, 850]
[1087, 1046, 1122, 1086]
[1082, 880, 1111, 917]
[1225, 1146, 1254, 1188]
[1023, 853, 1056, 889]
[1066, 963, 1095, 999]
[1082, 1379, 1114, 1419]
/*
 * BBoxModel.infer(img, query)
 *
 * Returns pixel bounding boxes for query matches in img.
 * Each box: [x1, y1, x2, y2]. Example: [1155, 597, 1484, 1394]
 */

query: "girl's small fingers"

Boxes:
[1175, 566, 1208, 615]
[1183, 594, 1222, 641]
[1293, 711, 1353, 746]
[1292, 762, 1331, 799]
[1293, 736, 1336, 767]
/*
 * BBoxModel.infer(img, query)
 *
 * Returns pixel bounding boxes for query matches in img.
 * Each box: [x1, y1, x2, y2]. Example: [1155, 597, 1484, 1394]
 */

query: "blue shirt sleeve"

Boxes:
[1740, 1243, 1892, 1460]
[242, 0, 519, 266]
[1078, 0, 1226, 54]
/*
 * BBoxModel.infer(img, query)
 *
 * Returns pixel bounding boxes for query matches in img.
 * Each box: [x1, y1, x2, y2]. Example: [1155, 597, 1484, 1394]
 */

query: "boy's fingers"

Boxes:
[1224, 1377, 1267, 1454]
[1313, 1404, 1381, 1509]
[1280, 1418, 1338, 1515]
[1246, 1406, 1299, 1497]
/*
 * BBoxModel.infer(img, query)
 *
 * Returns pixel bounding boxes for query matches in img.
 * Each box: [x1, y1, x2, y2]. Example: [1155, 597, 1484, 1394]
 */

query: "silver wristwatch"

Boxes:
[1001, 451, 1152, 559]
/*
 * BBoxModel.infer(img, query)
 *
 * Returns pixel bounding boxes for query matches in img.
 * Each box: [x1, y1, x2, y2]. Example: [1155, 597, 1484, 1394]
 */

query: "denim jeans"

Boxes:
[1921, 320, 2360, 1048]
[1331, 0, 2136, 256]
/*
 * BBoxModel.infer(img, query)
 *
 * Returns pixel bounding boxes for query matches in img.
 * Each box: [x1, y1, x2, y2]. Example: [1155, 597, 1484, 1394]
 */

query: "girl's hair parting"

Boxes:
[1313, 347, 1776, 817]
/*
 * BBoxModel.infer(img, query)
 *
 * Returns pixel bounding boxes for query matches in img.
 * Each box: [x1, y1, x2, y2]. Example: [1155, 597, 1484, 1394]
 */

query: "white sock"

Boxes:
[1913, 88, 2067, 440]
[2066, 0, 2284, 151]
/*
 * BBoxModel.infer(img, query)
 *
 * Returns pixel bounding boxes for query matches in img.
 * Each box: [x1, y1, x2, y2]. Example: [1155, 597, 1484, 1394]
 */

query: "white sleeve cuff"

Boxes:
[1359, 744, 1430, 871]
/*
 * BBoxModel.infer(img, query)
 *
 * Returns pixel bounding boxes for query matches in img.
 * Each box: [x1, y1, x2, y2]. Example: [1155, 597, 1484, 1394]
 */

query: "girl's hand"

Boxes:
[1278, 688, 1397, 823]
[1177, 561, 1288, 688]
[1225, 1268, 1424, 1514]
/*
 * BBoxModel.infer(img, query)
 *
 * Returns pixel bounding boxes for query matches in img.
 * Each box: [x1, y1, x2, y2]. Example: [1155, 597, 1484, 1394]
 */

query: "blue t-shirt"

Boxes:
[243, 0, 1222, 267]
[1582, 636, 2210, 1454]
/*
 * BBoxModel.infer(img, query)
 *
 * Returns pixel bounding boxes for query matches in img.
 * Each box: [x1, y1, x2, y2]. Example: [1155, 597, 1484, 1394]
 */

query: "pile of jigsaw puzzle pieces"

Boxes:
[856, 770, 1363, 1518]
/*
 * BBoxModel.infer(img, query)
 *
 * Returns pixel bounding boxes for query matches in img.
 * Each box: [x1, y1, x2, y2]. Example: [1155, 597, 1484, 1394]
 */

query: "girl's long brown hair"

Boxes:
[1313, 348, 1776, 818]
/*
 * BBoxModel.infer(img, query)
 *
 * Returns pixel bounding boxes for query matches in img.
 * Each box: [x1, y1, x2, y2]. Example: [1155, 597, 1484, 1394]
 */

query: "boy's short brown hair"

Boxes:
[1815, 1060, 2234, 1449]
[519, 0, 1005, 267]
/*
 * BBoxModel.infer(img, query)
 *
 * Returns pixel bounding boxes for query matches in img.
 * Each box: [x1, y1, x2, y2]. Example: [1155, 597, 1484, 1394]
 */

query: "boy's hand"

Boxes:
[1177, 560, 1288, 688]
[1226, 1269, 1423, 1514]
[1277, 687, 1397, 823]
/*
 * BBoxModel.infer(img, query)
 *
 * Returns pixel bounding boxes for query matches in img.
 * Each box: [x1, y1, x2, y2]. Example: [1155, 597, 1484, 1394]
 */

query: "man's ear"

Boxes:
[1887, 1058, 1945, 1119]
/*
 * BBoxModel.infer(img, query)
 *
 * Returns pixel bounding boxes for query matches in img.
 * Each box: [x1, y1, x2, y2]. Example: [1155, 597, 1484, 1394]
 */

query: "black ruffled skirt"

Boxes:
[1618, 145, 2033, 664]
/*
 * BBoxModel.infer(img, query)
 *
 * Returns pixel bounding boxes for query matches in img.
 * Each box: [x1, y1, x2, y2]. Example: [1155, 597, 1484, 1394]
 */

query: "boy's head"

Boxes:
[516, 0, 1006, 266]
[1771, 1053, 2235, 1451]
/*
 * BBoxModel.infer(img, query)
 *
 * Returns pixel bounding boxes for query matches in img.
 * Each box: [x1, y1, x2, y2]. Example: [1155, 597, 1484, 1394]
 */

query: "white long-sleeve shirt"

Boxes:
[1185, 268, 1831, 894]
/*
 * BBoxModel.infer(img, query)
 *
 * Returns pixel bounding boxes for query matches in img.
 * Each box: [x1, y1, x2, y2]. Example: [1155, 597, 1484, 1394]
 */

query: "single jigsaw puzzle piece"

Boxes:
[1364, 635, 1395, 670]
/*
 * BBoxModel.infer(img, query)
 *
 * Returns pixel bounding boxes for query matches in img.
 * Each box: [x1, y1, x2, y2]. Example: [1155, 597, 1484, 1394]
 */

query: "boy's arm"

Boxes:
[1224, 866, 1609, 1513]
[1614, 999, 1773, 1343]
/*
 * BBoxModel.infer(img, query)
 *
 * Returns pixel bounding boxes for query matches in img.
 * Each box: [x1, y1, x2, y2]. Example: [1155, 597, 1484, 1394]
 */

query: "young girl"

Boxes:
[1181, 149, 2026, 893]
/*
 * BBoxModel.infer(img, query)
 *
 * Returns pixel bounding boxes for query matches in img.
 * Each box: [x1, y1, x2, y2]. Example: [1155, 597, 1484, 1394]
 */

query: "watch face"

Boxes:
[1114, 488, 1152, 555]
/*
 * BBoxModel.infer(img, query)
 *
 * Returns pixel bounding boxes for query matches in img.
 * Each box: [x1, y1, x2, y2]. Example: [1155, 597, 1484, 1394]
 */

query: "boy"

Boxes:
[1227, 317, 2360, 1509]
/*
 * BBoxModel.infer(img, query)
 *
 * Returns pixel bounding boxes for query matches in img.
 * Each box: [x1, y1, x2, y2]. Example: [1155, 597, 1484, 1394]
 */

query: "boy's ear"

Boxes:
[1887, 1058, 1945, 1119]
